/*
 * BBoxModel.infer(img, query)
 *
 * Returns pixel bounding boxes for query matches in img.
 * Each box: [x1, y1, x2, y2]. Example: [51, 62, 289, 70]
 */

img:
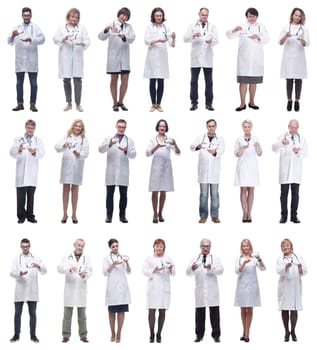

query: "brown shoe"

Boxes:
[30, 104, 38, 112]
[62, 337, 69, 343]
[212, 217, 221, 223]
[199, 217, 207, 223]
[12, 104, 24, 111]
[80, 337, 89, 343]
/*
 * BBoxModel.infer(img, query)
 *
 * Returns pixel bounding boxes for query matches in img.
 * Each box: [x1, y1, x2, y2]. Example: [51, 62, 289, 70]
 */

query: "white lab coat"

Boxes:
[98, 21, 135, 73]
[9, 135, 45, 187]
[186, 254, 223, 307]
[8, 22, 45, 72]
[143, 255, 175, 309]
[234, 256, 265, 307]
[226, 22, 269, 77]
[234, 136, 261, 186]
[146, 136, 178, 191]
[190, 134, 225, 184]
[276, 254, 307, 310]
[53, 24, 90, 78]
[272, 133, 307, 184]
[144, 23, 174, 79]
[98, 135, 136, 186]
[10, 253, 47, 302]
[103, 254, 131, 306]
[279, 24, 309, 79]
[55, 135, 89, 185]
[57, 253, 93, 307]
[184, 21, 218, 68]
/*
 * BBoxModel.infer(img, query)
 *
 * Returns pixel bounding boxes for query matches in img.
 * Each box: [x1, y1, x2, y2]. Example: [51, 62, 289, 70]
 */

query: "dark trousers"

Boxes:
[14, 301, 37, 337]
[286, 79, 302, 100]
[16, 186, 36, 221]
[195, 306, 220, 339]
[106, 185, 128, 218]
[149, 78, 164, 104]
[280, 183, 300, 219]
[190, 67, 213, 106]
[16, 72, 38, 104]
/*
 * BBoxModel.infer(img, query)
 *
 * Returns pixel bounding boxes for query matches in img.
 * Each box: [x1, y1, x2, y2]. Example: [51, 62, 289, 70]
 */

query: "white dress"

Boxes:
[279, 24, 309, 79]
[234, 256, 265, 307]
[276, 254, 307, 310]
[55, 135, 89, 185]
[234, 136, 261, 186]
[142, 255, 176, 309]
[146, 136, 177, 191]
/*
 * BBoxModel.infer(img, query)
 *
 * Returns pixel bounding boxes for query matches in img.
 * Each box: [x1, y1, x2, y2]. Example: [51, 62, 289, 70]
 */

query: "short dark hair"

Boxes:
[22, 7, 32, 15]
[21, 238, 30, 245]
[206, 119, 217, 126]
[245, 7, 258, 18]
[25, 119, 36, 127]
[155, 119, 169, 132]
[153, 238, 166, 252]
[117, 7, 131, 21]
[151, 7, 166, 23]
[116, 119, 127, 125]
[108, 238, 118, 248]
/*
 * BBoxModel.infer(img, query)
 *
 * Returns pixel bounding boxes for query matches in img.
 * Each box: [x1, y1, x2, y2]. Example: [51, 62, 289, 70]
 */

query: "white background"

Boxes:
[1, 0, 315, 349]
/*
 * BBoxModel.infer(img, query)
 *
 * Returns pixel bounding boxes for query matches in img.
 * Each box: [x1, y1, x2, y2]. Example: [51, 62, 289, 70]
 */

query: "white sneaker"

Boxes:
[63, 104, 72, 111]
[149, 105, 156, 112]
[76, 105, 83, 112]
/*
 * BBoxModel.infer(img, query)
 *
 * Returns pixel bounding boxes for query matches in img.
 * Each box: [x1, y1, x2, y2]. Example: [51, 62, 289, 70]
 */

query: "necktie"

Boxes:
[201, 22, 206, 28]
[202, 255, 207, 264]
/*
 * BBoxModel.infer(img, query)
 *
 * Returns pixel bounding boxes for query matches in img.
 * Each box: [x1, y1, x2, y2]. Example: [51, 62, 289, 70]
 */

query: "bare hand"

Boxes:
[73, 150, 80, 157]
[113, 261, 123, 266]
[297, 263, 303, 274]
[292, 147, 300, 154]
[31, 263, 40, 268]
[244, 256, 251, 263]
[297, 37, 306, 46]
[249, 34, 260, 40]
[70, 266, 78, 273]
[20, 37, 31, 42]
[193, 32, 202, 38]
[63, 142, 71, 148]
[79, 271, 87, 278]
[109, 25, 119, 32]
[20, 271, 28, 276]
[204, 264, 211, 270]
[117, 34, 125, 39]
[12, 30, 19, 37]
[233, 26, 242, 33]
[28, 147, 36, 155]
[192, 262, 199, 271]
[18, 143, 24, 152]
[170, 32, 176, 40]
[118, 146, 128, 152]
[153, 266, 164, 273]
[207, 148, 217, 155]
[282, 138, 290, 145]
[205, 38, 212, 44]
[75, 42, 86, 46]
[285, 262, 292, 271]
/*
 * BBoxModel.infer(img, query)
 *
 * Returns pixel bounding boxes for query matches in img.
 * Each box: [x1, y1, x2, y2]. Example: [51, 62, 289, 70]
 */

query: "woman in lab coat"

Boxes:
[53, 8, 90, 112]
[55, 119, 89, 224]
[103, 239, 131, 343]
[98, 7, 135, 111]
[146, 119, 181, 223]
[276, 239, 307, 342]
[279, 8, 309, 112]
[235, 239, 265, 342]
[144, 7, 176, 112]
[142, 239, 175, 343]
[234, 119, 262, 223]
[227, 8, 269, 111]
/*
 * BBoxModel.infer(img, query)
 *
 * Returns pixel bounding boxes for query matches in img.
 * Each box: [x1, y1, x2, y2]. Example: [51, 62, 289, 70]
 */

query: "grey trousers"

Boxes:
[63, 78, 82, 104]
[62, 307, 87, 339]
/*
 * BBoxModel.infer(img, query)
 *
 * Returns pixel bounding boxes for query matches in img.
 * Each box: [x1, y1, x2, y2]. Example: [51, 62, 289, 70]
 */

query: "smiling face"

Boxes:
[21, 242, 30, 255]
[154, 243, 165, 257]
[68, 12, 79, 25]
[116, 121, 127, 135]
[73, 121, 83, 136]
[158, 121, 167, 135]
[246, 12, 257, 24]
[206, 121, 217, 136]
[154, 11, 164, 24]
[25, 123, 35, 137]
[242, 122, 252, 136]
[110, 242, 119, 255]
[200, 240, 211, 255]
[288, 120, 299, 135]
[281, 240, 293, 256]
[199, 8, 209, 23]
[73, 239, 85, 255]
[22, 11, 32, 24]
[292, 10, 302, 25]
[241, 240, 252, 255]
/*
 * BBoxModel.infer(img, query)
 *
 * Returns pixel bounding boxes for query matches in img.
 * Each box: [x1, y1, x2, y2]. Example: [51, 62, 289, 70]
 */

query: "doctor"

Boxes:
[190, 119, 224, 223]
[227, 8, 269, 111]
[53, 8, 90, 112]
[98, 7, 135, 111]
[98, 119, 136, 223]
[186, 238, 223, 343]
[10, 238, 47, 343]
[9, 119, 45, 224]
[272, 119, 308, 223]
[58, 239, 93, 343]
[8, 7, 45, 112]
[184, 7, 219, 111]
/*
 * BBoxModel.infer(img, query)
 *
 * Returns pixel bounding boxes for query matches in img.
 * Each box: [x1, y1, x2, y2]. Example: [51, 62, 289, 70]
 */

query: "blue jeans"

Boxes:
[16, 72, 38, 104]
[199, 183, 219, 218]
[14, 301, 37, 337]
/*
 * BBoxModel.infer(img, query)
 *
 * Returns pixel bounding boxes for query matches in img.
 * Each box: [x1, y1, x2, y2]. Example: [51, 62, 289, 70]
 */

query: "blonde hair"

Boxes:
[242, 119, 253, 128]
[281, 238, 293, 253]
[66, 8, 80, 22]
[67, 119, 85, 138]
[240, 239, 253, 254]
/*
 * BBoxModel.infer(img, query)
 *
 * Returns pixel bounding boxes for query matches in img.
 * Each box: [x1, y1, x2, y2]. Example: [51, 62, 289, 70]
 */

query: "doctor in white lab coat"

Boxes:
[98, 7, 135, 111]
[184, 7, 219, 110]
[8, 7, 45, 112]
[190, 119, 224, 223]
[186, 239, 223, 343]
[103, 238, 131, 342]
[10, 238, 47, 343]
[9, 119, 45, 224]
[226, 7, 269, 111]
[98, 119, 136, 223]
[276, 239, 307, 342]
[53, 8, 90, 112]
[272, 119, 308, 223]
[279, 8, 309, 112]
[55, 119, 89, 224]
[58, 239, 92, 343]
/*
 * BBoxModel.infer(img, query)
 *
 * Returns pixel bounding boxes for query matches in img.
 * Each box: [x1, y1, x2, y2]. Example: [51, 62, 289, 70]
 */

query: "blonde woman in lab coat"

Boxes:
[279, 8, 309, 112]
[227, 8, 269, 111]
[142, 238, 175, 343]
[55, 119, 89, 224]
[103, 239, 131, 343]
[276, 239, 307, 342]
[53, 8, 90, 112]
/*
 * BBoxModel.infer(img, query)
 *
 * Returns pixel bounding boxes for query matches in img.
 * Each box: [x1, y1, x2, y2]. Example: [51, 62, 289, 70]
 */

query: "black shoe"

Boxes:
[248, 103, 259, 110]
[279, 217, 287, 224]
[61, 216, 68, 224]
[120, 217, 128, 223]
[149, 333, 155, 343]
[156, 333, 161, 343]
[235, 105, 246, 111]
[17, 219, 25, 224]
[294, 101, 300, 112]
[31, 335, 39, 343]
[72, 219, 78, 224]
[244, 338, 250, 342]
[27, 217, 37, 223]
[112, 104, 119, 112]
[205, 105, 214, 111]
[287, 101, 292, 111]
[30, 104, 38, 112]
[194, 337, 202, 342]
[291, 332, 297, 342]
[152, 218, 158, 224]
[291, 217, 301, 224]
[240, 336, 245, 341]
[12, 104, 24, 111]
[118, 102, 128, 111]
[213, 337, 220, 343]
[10, 335, 19, 342]
[190, 103, 198, 111]
[284, 333, 290, 342]
[105, 217, 112, 223]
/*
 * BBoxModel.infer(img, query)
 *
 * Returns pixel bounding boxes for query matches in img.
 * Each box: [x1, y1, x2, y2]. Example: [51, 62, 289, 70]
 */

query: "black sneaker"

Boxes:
[12, 104, 24, 111]
[31, 335, 39, 343]
[30, 104, 38, 112]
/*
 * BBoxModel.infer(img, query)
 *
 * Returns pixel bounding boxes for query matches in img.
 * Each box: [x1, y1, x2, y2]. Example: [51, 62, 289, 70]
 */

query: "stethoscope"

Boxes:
[195, 20, 209, 35]
[66, 134, 83, 150]
[68, 254, 86, 268]
[112, 20, 125, 33]
[283, 253, 299, 265]
[65, 23, 79, 40]
[201, 134, 219, 149]
[196, 253, 213, 265]
[19, 253, 34, 268]
[239, 255, 257, 265]
[156, 135, 172, 145]
[152, 23, 168, 39]
[113, 134, 129, 148]
[19, 135, 38, 148]
[288, 24, 304, 37]
[284, 132, 301, 145]
[110, 253, 123, 262]
[18, 22, 34, 36]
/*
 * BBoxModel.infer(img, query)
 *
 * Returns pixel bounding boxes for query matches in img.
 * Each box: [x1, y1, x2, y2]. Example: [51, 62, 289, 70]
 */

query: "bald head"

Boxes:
[288, 119, 299, 135]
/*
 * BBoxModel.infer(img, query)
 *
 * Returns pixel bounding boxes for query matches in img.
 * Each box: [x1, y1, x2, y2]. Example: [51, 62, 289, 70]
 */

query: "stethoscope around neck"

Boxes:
[284, 132, 300, 145]
[201, 134, 218, 148]
[19, 253, 34, 267]
[197, 253, 213, 265]
[195, 20, 209, 35]
[68, 254, 86, 265]
[65, 23, 79, 40]
[289, 23, 304, 36]
[283, 253, 299, 264]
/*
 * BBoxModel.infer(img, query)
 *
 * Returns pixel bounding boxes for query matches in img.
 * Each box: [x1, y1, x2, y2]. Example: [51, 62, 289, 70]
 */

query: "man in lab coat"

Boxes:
[10, 238, 47, 343]
[8, 7, 45, 112]
[186, 239, 223, 343]
[9, 119, 45, 224]
[272, 119, 308, 223]
[190, 119, 224, 223]
[184, 8, 218, 111]
[58, 239, 93, 343]
[98, 119, 136, 223]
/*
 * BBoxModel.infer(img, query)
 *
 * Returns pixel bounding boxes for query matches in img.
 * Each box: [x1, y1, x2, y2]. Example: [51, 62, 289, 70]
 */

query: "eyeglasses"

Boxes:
[117, 126, 126, 129]
[21, 245, 30, 248]
[111, 245, 119, 248]
[201, 245, 210, 248]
